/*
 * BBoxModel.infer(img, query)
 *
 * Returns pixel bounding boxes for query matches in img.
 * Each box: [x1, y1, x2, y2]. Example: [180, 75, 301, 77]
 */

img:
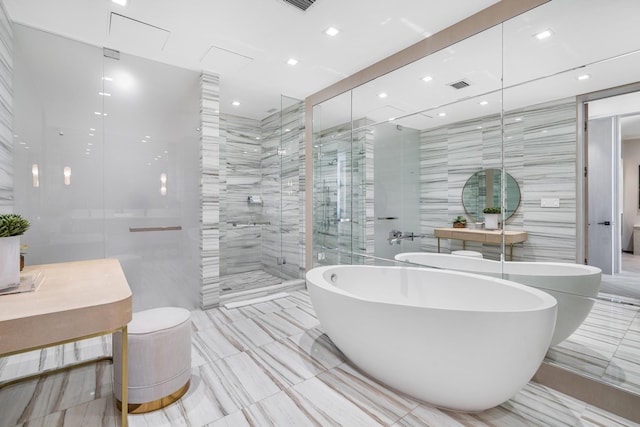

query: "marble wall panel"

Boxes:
[420, 98, 577, 262]
[220, 114, 262, 275]
[200, 72, 222, 309]
[0, 4, 11, 209]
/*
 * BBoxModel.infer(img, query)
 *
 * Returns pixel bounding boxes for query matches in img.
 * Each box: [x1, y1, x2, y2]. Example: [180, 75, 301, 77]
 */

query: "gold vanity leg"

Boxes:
[510, 244, 514, 261]
[121, 325, 128, 427]
[437, 238, 441, 253]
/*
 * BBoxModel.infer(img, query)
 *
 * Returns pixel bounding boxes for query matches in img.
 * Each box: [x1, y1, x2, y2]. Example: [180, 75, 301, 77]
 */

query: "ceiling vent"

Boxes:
[282, 0, 316, 12]
[448, 79, 471, 90]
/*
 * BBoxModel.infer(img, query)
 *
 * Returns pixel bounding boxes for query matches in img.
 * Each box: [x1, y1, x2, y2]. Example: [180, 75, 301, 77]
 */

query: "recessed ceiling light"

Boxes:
[89, 133, 94, 136]
[102, 76, 113, 81]
[378, 92, 388, 99]
[287, 58, 298, 66]
[514, 117, 523, 122]
[438, 112, 447, 117]
[535, 29, 553, 40]
[112, 0, 127, 6]
[479, 101, 489, 106]
[421, 75, 433, 82]
[577, 74, 591, 80]
[324, 26, 340, 37]
[89, 128, 95, 131]
[98, 92, 111, 97]
[232, 101, 240, 106]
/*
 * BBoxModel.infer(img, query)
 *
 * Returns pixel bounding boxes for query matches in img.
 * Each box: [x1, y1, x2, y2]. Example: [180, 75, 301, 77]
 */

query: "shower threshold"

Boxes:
[219, 270, 305, 306]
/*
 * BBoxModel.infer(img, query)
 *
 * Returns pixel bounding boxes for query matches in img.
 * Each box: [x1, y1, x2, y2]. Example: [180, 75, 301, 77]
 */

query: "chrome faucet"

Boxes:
[388, 230, 416, 245]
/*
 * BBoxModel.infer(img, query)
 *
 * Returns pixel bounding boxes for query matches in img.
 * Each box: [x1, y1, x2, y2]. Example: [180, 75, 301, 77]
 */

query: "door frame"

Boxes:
[577, 82, 640, 266]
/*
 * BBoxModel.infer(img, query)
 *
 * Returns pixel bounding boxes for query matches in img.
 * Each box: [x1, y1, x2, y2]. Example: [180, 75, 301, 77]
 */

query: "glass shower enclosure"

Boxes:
[219, 95, 305, 304]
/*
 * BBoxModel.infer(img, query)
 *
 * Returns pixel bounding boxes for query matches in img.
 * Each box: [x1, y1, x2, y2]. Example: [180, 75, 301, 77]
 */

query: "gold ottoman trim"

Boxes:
[116, 379, 190, 414]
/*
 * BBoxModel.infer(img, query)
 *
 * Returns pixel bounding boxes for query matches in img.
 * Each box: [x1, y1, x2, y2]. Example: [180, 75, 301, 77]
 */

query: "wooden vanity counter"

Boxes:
[0, 258, 132, 426]
[434, 227, 528, 260]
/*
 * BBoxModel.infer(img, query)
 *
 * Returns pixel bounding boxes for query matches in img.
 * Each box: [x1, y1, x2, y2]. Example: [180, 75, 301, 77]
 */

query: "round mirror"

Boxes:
[462, 169, 521, 222]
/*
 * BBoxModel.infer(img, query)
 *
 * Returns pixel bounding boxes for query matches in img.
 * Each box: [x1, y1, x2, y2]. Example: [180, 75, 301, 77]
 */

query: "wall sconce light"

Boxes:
[160, 172, 167, 196]
[64, 166, 71, 186]
[32, 164, 39, 188]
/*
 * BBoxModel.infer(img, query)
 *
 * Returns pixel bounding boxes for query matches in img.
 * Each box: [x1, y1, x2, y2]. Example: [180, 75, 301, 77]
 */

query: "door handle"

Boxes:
[597, 221, 611, 226]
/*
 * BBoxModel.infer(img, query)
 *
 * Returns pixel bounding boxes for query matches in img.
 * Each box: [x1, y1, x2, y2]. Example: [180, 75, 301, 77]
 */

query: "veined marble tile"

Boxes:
[225, 318, 276, 350]
[288, 376, 387, 426]
[276, 305, 320, 330]
[14, 396, 119, 427]
[317, 362, 419, 423]
[253, 311, 305, 340]
[0, 361, 113, 427]
[192, 324, 243, 367]
[287, 327, 345, 369]
[247, 338, 327, 388]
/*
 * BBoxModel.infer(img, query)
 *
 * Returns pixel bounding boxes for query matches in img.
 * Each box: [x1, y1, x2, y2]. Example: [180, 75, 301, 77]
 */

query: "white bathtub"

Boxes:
[306, 265, 557, 412]
[395, 252, 601, 346]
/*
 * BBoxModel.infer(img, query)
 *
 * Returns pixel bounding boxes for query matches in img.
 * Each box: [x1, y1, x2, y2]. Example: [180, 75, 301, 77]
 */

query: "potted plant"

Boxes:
[0, 214, 30, 288]
[453, 215, 467, 228]
[482, 207, 501, 230]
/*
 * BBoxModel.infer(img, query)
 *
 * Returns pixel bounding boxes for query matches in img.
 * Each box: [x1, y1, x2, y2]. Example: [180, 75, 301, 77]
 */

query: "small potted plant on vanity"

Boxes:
[453, 215, 467, 228]
[482, 207, 501, 230]
[0, 214, 30, 288]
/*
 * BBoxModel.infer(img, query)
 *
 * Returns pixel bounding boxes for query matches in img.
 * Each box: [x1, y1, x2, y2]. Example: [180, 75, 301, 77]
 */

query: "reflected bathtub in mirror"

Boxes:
[394, 253, 601, 346]
[306, 265, 557, 412]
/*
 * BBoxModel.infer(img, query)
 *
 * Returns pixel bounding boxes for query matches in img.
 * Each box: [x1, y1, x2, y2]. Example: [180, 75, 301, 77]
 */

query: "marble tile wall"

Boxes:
[0, 4, 11, 210]
[420, 98, 577, 262]
[200, 72, 223, 309]
[219, 114, 263, 276]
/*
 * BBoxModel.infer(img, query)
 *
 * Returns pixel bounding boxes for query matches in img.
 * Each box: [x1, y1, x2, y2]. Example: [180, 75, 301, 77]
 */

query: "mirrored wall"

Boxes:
[310, 0, 640, 401]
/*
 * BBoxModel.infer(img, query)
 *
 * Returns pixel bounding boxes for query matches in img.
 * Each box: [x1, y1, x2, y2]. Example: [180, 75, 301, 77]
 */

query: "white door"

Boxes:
[587, 117, 617, 274]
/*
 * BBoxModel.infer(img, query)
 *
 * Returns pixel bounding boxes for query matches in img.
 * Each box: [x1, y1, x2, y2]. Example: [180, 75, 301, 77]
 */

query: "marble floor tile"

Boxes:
[0, 361, 113, 427]
[2, 289, 639, 427]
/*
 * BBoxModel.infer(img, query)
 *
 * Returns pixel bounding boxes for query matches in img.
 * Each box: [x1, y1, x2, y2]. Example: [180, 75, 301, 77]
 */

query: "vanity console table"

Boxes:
[0, 259, 133, 426]
[434, 227, 528, 260]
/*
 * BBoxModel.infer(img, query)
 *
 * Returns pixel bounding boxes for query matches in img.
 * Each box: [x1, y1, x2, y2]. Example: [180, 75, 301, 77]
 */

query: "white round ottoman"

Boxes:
[451, 250, 483, 258]
[113, 307, 191, 413]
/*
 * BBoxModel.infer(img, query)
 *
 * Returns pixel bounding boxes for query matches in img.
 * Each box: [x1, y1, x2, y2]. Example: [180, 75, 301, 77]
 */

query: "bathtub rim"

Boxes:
[305, 264, 557, 314]
[394, 252, 601, 276]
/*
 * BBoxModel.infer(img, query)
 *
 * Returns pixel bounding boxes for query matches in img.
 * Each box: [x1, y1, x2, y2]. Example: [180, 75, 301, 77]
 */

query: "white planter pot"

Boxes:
[484, 214, 501, 230]
[0, 235, 21, 288]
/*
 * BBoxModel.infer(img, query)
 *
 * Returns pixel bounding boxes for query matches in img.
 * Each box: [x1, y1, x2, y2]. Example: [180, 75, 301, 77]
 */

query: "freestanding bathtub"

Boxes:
[306, 265, 557, 412]
[394, 252, 601, 346]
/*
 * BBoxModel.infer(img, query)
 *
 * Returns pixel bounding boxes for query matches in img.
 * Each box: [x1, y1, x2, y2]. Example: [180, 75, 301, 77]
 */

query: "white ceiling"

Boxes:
[2, 0, 500, 120]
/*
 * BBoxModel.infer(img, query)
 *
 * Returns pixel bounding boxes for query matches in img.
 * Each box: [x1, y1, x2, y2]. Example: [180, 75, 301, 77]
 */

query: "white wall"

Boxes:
[622, 138, 640, 252]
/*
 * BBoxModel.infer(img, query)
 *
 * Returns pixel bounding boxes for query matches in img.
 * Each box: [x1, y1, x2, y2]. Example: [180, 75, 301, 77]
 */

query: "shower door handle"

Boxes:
[596, 221, 611, 226]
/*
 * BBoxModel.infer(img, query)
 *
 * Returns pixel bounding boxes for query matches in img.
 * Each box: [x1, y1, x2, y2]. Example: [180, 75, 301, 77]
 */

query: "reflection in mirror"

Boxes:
[311, 0, 640, 406]
[462, 169, 520, 222]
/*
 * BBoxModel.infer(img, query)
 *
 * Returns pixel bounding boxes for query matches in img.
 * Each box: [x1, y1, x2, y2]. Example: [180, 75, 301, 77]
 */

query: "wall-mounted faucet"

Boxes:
[388, 230, 428, 245]
[388, 230, 418, 245]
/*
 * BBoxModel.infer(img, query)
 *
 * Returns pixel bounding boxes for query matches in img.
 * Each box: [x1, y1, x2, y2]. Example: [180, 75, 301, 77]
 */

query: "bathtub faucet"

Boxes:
[388, 230, 418, 244]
